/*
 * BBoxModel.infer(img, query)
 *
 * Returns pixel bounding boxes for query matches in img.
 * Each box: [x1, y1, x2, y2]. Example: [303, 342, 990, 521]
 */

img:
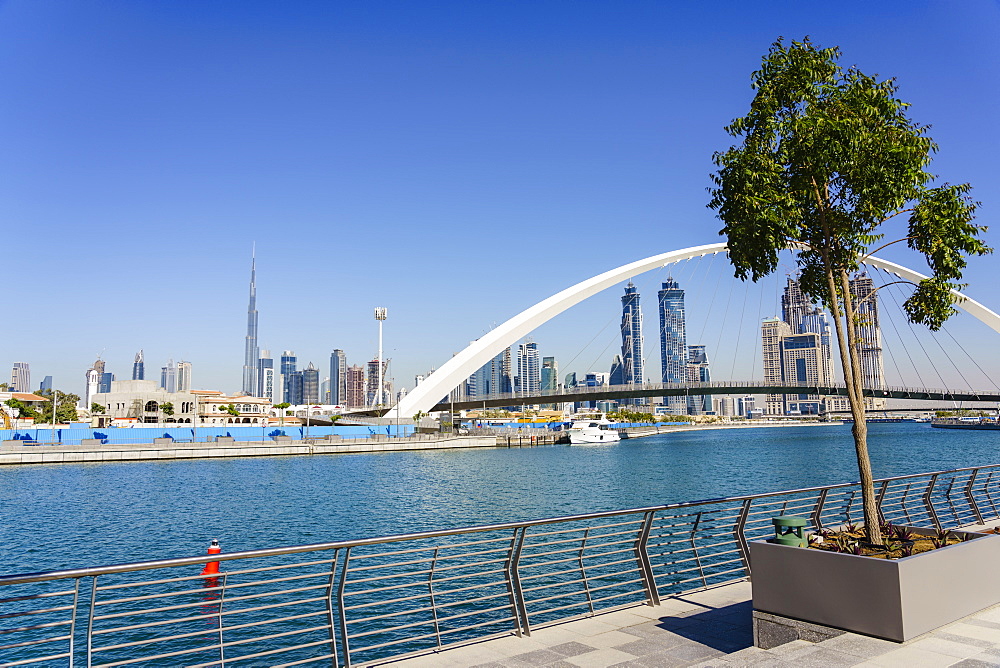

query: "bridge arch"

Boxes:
[393, 243, 1000, 416]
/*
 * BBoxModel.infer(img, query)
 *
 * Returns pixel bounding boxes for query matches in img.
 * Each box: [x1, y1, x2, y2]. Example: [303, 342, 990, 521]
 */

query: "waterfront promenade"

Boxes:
[378, 577, 1000, 667]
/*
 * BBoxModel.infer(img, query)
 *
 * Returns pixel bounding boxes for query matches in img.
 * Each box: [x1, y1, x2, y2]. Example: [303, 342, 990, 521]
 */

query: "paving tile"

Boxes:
[622, 622, 687, 639]
[586, 630, 649, 649]
[908, 637, 986, 659]
[776, 646, 863, 667]
[816, 633, 898, 658]
[948, 623, 1000, 644]
[508, 649, 568, 665]
[867, 646, 957, 667]
[615, 637, 683, 657]
[531, 626, 591, 647]
[545, 642, 602, 658]
[762, 639, 813, 656]
[950, 660, 1000, 668]
[967, 619, 1000, 631]
[564, 648, 640, 668]
[935, 631, 997, 650]
[656, 640, 721, 662]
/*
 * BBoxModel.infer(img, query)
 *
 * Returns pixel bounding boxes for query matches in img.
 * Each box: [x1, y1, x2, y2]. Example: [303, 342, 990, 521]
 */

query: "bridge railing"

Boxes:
[4, 463, 1000, 666]
[447, 380, 1000, 407]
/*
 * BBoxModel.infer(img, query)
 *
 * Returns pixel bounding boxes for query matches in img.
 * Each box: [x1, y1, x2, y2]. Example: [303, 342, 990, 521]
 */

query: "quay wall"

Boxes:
[0, 434, 503, 466]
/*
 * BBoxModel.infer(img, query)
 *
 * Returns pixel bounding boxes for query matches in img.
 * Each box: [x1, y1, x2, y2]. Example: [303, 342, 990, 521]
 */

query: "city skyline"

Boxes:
[2, 2, 997, 398]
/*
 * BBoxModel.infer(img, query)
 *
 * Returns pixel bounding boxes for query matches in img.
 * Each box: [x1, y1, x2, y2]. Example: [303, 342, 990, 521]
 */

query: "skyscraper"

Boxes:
[257, 350, 274, 401]
[39, 376, 52, 392]
[516, 341, 540, 394]
[286, 371, 304, 405]
[280, 351, 297, 403]
[541, 356, 558, 409]
[302, 362, 320, 404]
[609, 355, 624, 386]
[761, 318, 792, 414]
[620, 283, 644, 404]
[10, 362, 30, 392]
[99, 372, 114, 394]
[329, 349, 347, 405]
[366, 359, 389, 406]
[160, 359, 177, 394]
[658, 278, 687, 414]
[851, 272, 887, 410]
[346, 365, 365, 407]
[132, 350, 145, 380]
[242, 248, 259, 396]
[176, 361, 192, 392]
[686, 345, 711, 414]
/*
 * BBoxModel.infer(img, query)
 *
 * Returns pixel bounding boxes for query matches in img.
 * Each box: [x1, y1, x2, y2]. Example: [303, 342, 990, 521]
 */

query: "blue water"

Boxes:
[1, 422, 996, 576]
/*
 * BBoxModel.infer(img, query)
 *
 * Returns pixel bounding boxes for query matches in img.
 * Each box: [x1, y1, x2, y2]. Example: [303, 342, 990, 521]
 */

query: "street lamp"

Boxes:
[374, 308, 387, 410]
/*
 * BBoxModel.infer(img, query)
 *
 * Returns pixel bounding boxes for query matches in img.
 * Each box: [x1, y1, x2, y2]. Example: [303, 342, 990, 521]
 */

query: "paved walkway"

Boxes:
[377, 578, 1000, 667]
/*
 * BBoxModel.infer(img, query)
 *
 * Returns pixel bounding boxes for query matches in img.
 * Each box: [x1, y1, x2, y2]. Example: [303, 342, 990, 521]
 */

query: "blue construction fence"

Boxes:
[0, 424, 414, 446]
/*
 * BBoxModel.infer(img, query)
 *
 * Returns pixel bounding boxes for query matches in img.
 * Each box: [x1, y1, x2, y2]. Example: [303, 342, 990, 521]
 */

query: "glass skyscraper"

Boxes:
[280, 351, 297, 403]
[516, 342, 540, 394]
[302, 362, 320, 404]
[329, 349, 347, 405]
[658, 278, 687, 414]
[620, 283, 644, 404]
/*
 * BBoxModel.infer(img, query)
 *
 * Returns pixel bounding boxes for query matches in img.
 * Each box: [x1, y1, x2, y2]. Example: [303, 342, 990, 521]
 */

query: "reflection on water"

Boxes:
[0, 423, 994, 575]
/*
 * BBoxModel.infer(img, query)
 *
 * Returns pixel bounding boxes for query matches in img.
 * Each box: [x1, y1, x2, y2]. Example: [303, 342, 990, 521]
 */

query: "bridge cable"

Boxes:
[728, 268, 751, 383]
[881, 271, 951, 391]
[939, 324, 1000, 392]
[866, 265, 928, 391]
[865, 265, 923, 386]
[926, 320, 977, 394]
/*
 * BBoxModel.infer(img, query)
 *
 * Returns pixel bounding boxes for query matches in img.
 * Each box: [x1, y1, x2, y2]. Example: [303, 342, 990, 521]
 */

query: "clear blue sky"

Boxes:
[2, 0, 998, 399]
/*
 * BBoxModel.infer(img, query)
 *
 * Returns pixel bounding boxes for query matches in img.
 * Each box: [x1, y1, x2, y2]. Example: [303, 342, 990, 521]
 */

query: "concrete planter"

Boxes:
[750, 527, 1000, 642]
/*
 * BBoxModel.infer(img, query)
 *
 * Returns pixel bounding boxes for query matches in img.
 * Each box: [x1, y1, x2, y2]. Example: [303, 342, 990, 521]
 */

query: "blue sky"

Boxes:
[2, 1, 998, 399]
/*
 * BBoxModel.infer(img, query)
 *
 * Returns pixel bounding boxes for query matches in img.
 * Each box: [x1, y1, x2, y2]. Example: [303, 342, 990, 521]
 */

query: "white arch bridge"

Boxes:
[388, 242, 1000, 417]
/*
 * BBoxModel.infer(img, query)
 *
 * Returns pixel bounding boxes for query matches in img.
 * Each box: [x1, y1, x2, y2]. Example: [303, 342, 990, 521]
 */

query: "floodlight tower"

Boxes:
[374, 307, 387, 407]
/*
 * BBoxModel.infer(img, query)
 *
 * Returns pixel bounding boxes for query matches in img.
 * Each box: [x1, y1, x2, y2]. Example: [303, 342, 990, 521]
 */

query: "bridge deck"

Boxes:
[431, 381, 1000, 412]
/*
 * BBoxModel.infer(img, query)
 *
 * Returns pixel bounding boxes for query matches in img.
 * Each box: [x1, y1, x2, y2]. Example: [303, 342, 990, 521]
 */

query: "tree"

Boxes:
[34, 389, 80, 424]
[710, 38, 991, 545]
[90, 403, 106, 415]
[220, 403, 240, 417]
[160, 402, 174, 417]
[273, 402, 290, 425]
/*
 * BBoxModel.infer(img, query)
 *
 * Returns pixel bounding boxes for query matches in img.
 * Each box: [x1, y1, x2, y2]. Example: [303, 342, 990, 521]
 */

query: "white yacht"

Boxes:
[567, 414, 622, 444]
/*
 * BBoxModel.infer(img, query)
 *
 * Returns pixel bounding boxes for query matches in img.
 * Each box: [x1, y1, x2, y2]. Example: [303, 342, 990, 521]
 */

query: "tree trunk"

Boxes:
[839, 270, 882, 546]
[823, 265, 883, 545]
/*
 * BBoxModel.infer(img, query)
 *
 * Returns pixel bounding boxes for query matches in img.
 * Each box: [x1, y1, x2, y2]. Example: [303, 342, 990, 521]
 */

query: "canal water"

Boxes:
[1, 422, 996, 576]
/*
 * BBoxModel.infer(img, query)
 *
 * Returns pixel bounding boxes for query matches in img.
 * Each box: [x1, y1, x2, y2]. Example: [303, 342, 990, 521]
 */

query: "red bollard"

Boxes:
[200, 539, 221, 575]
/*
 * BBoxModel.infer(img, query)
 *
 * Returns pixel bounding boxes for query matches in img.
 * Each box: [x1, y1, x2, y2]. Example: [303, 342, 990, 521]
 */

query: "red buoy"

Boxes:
[200, 539, 221, 575]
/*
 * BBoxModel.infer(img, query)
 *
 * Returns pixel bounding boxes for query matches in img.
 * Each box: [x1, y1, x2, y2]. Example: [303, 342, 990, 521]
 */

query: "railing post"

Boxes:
[924, 473, 942, 530]
[634, 511, 660, 606]
[811, 488, 828, 532]
[68, 578, 80, 668]
[966, 468, 985, 525]
[324, 550, 340, 668]
[509, 527, 530, 635]
[217, 572, 229, 667]
[86, 576, 97, 668]
[578, 529, 594, 614]
[734, 498, 753, 577]
[876, 480, 889, 524]
[338, 547, 352, 668]
[428, 548, 442, 648]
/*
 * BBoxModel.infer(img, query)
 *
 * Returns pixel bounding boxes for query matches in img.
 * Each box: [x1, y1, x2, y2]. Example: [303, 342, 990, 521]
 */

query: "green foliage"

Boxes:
[220, 403, 240, 417]
[161, 402, 174, 416]
[4, 398, 38, 419]
[412, 410, 427, 423]
[90, 403, 106, 414]
[34, 389, 79, 424]
[709, 37, 990, 328]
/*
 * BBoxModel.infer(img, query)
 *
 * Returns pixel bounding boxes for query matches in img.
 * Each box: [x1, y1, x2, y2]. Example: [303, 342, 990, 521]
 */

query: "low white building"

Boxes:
[91, 380, 271, 426]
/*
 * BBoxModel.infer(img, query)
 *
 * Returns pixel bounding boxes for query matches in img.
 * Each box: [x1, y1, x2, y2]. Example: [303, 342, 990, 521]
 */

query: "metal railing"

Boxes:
[4, 463, 1000, 667]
